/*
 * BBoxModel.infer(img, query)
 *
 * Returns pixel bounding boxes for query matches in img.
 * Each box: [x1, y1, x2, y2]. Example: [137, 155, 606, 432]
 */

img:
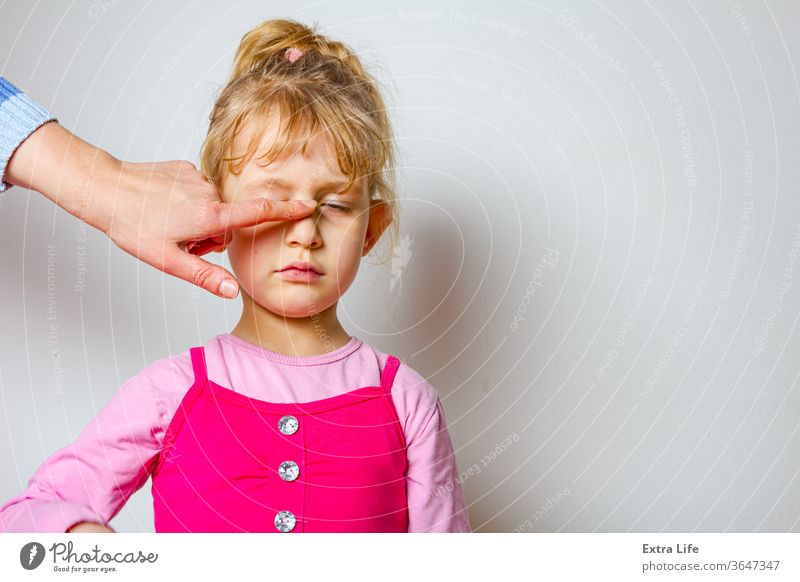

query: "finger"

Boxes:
[211, 198, 317, 230]
[163, 246, 240, 299]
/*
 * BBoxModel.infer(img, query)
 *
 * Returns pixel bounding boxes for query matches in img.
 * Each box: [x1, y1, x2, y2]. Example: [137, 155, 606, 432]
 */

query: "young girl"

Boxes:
[0, 19, 470, 533]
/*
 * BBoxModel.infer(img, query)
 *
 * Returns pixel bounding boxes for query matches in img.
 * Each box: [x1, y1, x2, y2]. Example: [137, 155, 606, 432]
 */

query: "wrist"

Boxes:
[73, 149, 123, 235]
[6, 121, 122, 234]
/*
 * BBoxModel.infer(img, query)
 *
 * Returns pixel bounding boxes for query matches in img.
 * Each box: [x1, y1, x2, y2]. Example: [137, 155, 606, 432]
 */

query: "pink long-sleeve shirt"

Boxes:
[0, 333, 471, 533]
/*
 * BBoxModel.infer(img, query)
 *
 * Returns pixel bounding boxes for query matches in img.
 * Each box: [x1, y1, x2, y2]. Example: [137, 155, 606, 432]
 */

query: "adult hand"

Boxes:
[5, 121, 317, 298]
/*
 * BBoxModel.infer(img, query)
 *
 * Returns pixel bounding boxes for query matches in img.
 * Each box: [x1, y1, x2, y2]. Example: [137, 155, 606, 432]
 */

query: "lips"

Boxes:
[277, 261, 324, 275]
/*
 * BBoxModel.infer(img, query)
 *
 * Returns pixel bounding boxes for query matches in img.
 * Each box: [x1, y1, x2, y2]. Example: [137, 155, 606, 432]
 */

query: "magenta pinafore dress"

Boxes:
[150, 346, 409, 532]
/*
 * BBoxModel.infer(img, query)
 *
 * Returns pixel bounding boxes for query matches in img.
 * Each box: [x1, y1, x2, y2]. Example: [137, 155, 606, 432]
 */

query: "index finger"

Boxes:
[211, 198, 317, 230]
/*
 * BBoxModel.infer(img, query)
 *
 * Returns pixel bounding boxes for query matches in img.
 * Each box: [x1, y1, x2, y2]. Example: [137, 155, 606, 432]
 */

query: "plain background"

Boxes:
[1, 0, 799, 533]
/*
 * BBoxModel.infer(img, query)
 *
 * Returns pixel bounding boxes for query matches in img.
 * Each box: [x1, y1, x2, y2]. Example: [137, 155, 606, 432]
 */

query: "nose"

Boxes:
[285, 208, 323, 249]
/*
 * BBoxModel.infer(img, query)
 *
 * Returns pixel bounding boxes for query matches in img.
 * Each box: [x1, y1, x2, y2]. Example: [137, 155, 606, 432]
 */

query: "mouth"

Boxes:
[276, 261, 324, 282]
[277, 261, 324, 275]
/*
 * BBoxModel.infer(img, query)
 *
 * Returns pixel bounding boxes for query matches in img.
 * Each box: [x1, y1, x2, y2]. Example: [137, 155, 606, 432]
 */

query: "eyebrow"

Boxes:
[245, 176, 353, 194]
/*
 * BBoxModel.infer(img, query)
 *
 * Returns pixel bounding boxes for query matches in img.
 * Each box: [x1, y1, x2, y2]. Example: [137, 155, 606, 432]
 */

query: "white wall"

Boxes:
[1, 0, 798, 532]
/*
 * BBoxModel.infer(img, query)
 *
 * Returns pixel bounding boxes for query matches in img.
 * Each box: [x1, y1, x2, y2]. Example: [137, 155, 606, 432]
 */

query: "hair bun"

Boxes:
[230, 18, 318, 81]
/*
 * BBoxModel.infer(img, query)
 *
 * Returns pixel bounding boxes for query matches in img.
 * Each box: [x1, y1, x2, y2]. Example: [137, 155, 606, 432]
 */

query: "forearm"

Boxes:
[0, 496, 107, 533]
[5, 120, 119, 233]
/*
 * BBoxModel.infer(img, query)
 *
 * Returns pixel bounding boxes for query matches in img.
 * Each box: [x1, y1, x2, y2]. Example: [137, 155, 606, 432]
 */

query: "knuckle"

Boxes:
[204, 201, 227, 228]
[250, 198, 275, 220]
[207, 200, 225, 218]
[175, 160, 196, 173]
[190, 261, 216, 288]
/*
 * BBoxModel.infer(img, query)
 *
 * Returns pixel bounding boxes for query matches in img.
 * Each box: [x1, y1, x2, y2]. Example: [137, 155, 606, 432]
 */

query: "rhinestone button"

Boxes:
[278, 415, 298, 435]
[279, 460, 299, 481]
[274, 510, 296, 532]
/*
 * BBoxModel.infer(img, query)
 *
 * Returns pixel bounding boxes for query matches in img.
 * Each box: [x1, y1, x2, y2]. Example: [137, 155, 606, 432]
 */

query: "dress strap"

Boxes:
[189, 346, 208, 385]
[380, 355, 401, 394]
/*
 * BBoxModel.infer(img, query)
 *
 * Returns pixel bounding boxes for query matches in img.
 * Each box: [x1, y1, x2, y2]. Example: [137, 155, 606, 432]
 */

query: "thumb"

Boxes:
[163, 246, 240, 299]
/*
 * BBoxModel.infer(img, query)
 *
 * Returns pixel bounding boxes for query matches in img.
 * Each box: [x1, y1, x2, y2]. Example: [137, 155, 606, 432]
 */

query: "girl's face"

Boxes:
[220, 115, 385, 318]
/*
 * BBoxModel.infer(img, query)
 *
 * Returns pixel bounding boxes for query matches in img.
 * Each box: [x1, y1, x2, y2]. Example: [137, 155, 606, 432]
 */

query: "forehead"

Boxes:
[233, 111, 343, 178]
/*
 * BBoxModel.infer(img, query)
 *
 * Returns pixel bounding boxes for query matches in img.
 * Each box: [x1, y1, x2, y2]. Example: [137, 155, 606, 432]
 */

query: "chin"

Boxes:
[261, 296, 335, 319]
[269, 306, 319, 318]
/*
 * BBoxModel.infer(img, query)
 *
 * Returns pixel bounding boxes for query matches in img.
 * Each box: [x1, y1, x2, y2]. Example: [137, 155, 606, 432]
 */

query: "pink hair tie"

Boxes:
[285, 47, 305, 64]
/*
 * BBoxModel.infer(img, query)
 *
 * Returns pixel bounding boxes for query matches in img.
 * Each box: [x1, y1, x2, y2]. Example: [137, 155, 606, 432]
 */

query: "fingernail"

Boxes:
[219, 279, 239, 298]
[297, 199, 317, 208]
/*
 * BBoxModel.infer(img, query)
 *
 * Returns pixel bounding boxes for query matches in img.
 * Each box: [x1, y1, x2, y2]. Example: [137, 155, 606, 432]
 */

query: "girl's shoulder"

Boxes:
[351, 339, 437, 392]
[131, 344, 196, 420]
[360, 342, 443, 426]
[133, 333, 233, 392]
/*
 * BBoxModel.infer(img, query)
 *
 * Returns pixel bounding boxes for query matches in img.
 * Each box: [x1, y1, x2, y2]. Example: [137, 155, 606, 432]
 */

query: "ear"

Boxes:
[362, 201, 392, 257]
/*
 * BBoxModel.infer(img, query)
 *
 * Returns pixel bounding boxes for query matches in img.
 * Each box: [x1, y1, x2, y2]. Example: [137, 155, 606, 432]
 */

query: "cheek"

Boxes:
[329, 218, 369, 272]
[227, 229, 278, 277]
[225, 238, 251, 285]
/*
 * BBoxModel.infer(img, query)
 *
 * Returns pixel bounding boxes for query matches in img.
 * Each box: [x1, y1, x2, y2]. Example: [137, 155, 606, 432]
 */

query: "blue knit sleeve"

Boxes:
[0, 77, 57, 192]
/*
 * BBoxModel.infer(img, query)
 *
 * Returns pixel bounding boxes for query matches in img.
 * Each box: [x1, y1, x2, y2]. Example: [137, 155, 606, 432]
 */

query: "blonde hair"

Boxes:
[201, 18, 399, 264]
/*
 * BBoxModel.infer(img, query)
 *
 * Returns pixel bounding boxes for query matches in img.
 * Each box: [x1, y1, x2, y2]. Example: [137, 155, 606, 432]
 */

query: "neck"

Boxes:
[231, 291, 351, 357]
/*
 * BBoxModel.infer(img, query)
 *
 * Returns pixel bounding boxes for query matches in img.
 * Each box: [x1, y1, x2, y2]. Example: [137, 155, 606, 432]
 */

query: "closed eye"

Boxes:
[322, 203, 351, 212]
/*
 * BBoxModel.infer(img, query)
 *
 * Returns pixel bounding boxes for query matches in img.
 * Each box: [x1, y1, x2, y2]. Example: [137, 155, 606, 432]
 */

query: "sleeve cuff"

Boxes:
[0, 77, 57, 192]
[0, 498, 105, 533]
